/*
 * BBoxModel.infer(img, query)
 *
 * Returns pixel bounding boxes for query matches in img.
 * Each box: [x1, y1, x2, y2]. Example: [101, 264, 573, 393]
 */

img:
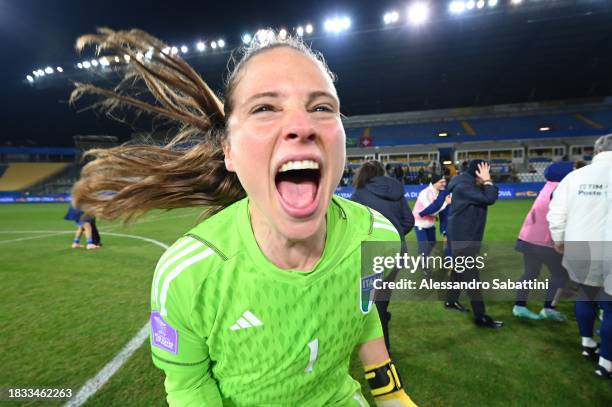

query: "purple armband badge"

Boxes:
[151, 311, 178, 354]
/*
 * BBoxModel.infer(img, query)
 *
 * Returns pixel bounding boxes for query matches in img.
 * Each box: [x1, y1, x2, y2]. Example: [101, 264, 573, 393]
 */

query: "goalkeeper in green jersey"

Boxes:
[71, 28, 418, 406]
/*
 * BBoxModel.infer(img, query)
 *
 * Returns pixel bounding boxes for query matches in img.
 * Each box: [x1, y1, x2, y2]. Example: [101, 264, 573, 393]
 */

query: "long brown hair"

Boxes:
[352, 160, 385, 189]
[71, 28, 334, 222]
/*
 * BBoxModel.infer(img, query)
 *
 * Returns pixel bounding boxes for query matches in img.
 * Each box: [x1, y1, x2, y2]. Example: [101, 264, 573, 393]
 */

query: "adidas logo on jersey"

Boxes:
[230, 310, 263, 331]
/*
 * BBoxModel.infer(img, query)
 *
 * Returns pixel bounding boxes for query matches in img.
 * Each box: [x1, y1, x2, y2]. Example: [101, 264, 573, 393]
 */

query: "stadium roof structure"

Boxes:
[3, 0, 612, 146]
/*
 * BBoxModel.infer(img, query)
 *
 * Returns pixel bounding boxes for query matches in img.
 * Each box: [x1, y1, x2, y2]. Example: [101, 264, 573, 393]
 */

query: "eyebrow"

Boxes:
[244, 90, 338, 106]
[306, 91, 338, 105]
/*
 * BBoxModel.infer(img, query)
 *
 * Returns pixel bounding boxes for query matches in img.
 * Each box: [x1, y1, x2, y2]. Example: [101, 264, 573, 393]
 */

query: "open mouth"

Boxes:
[274, 159, 322, 217]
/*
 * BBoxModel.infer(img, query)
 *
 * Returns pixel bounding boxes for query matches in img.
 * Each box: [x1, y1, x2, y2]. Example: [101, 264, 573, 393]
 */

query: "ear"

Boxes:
[222, 141, 235, 172]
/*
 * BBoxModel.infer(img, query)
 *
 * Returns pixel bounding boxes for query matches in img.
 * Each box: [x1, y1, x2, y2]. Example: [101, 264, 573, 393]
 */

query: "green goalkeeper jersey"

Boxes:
[150, 196, 400, 406]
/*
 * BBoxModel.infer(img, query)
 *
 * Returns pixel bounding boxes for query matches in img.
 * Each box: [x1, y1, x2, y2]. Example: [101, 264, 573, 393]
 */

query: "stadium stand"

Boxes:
[3, 102, 608, 197]
[0, 163, 70, 191]
[344, 100, 612, 146]
[341, 100, 610, 183]
[27, 163, 81, 195]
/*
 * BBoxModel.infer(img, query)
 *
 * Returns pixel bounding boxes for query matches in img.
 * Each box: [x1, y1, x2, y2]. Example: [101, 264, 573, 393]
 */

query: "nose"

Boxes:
[283, 109, 316, 142]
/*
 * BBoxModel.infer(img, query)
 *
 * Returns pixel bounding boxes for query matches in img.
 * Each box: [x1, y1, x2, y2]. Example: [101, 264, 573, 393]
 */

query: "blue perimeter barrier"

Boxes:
[1, 182, 545, 204]
[335, 182, 545, 200]
[0, 193, 72, 204]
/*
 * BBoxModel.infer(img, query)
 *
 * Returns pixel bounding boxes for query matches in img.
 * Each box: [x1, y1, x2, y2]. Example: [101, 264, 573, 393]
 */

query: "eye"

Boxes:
[251, 104, 275, 114]
[312, 104, 335, 113]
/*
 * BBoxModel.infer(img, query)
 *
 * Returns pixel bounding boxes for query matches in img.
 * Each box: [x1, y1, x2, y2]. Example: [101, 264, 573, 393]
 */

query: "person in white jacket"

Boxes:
[547, 134, 612, 379]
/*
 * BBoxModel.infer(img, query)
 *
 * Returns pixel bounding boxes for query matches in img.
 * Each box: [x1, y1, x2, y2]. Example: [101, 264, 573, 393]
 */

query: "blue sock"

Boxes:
[74, 238, 81, 244]
[86, 239, 94, 245]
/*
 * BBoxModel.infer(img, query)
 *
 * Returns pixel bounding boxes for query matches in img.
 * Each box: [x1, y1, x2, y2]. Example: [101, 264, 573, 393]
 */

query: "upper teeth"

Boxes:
[279, 160, 320, 173]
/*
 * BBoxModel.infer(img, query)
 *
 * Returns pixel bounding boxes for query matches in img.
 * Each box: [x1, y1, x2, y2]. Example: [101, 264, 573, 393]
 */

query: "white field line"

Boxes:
[64, 232, 168, 406]
[0, 229, 169, 407]
[63, 323, 152, 407]
[100, 212, 197, 232]
[0, 230, 74, 233]
[0, 231, 72, 244]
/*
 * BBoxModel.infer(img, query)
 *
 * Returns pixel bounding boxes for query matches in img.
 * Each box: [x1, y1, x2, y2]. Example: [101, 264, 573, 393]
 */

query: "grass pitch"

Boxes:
[0, 200, 609, 406]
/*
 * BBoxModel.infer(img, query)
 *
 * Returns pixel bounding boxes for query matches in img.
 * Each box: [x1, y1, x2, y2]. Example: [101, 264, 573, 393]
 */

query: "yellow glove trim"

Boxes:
[364, 357, 392, 372]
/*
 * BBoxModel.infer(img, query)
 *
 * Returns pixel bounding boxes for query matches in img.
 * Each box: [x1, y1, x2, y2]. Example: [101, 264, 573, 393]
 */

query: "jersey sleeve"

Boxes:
[358, 305, 383, 344]
[150, 237, 222, 406]
[150, 308, 221, 406]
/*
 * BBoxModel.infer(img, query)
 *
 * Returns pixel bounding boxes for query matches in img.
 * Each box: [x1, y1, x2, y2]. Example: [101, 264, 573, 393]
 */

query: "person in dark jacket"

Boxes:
[444, 160, 503, 328]
[351, 160, 414, 351]
[351, 161, 415, 237]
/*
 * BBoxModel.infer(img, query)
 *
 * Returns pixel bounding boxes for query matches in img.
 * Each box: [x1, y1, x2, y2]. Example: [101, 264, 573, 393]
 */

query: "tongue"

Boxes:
[277, 179, 317, 209]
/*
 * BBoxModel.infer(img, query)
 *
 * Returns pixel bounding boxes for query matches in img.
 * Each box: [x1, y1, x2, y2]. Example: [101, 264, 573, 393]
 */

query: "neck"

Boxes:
[249, 202, 326, 272]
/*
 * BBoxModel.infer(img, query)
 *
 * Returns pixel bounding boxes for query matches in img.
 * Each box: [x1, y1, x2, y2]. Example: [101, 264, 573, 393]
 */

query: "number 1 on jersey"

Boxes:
[304, 338, 318, 373]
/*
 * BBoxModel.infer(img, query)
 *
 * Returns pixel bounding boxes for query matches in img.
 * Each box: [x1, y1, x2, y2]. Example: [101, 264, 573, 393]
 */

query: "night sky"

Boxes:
[1, 0, 611, 147]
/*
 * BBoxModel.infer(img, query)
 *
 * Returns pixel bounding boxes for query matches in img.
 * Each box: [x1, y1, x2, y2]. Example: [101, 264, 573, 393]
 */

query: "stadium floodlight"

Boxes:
[324, 19, 334, 32]
[438, 132, 449, 137]
[324, 16, 351, 33]
[136, 52, 144, 61]
[196, 41, 206, 51]
[407, 2, 429, 26]
[77, 62, 83, 69]
[476, 0, 485, 9]
[279, 28, 288, 39]
[123, 54, 131, 62]
[255, 30, 266, 42]
[383, 10, 400, 24]
[162, 47, 171, 55]
[145, 48, 154, 60]
[341, 17, 351, 30]
[254, 29, 276, 44]
[56, 67, 63, 72]
[511, 0, 522, 4]
[296, 26, 304, 37]
[241, 33, 252, 44]
[211, 41, 217, 49]
[218, 39, 225, 48]
[305, 23, 313, 34]
[466, 0, 475, 9]
[180, 45, 188, 53]
[539, 126, 551, 132]
[488, 0, 498, 7]
[83, 61, 91, 69]
[449, 1, 466, 14]
[99, 57, 110, 66]
[443, 160, 452, 165]
[33, 70, 39, 76]
[27, 75, 34, 82]
[114, 56, 120, 63]
[44, 66, 54, 74]
[170, 46, 179, 55]
[91, 59, 99, 67]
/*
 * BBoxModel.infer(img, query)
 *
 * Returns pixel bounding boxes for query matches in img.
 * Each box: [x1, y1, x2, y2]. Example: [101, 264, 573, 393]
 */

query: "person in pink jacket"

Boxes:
[512, 161, 574, 321]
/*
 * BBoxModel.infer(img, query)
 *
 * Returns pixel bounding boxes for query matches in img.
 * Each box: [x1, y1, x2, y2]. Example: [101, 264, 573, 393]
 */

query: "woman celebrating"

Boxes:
[72, 29, 417, 406]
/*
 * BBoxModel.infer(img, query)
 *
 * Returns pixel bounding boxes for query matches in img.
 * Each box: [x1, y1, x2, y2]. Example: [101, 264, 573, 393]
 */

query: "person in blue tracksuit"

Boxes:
[444, 160, 503, 328]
